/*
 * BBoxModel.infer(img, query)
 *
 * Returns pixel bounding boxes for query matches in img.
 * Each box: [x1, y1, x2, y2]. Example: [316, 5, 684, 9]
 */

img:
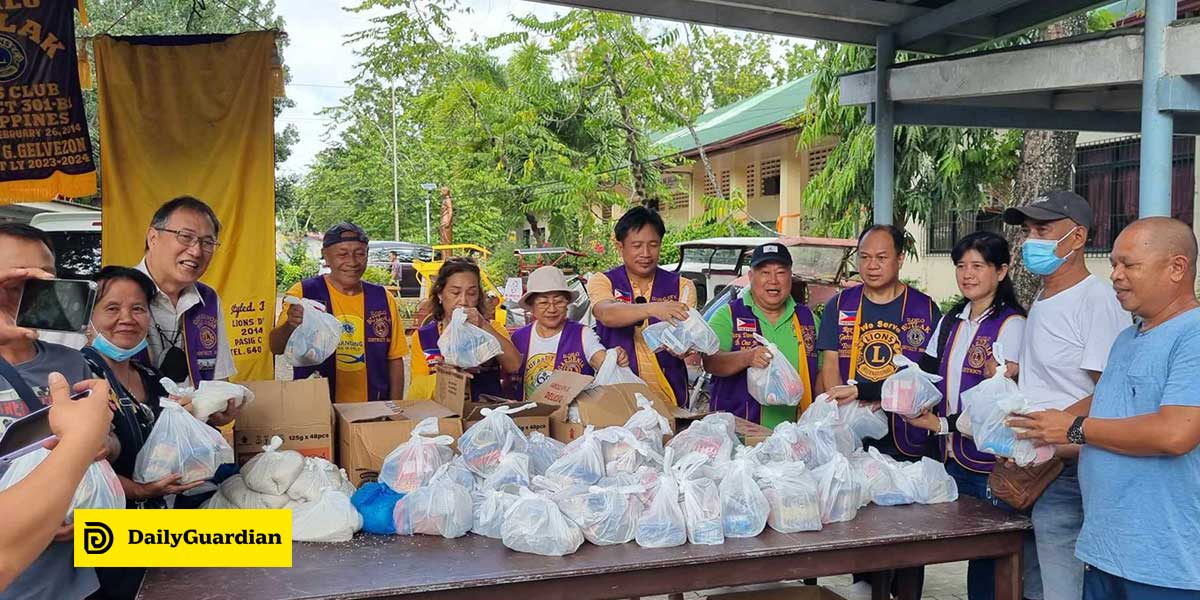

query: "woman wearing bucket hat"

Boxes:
[509, 266, 627, 400]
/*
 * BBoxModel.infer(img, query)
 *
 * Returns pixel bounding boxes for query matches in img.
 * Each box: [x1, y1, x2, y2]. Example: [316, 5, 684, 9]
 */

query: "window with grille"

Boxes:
[719, 170, 731, 198]
[760, 158, 781, 196]
[808, 146, 833, 175]
[703, 174, 717, 198]
[668, 190, 689, 210]
[745, 163, 757, 198]
[926, 207, 1003, 254]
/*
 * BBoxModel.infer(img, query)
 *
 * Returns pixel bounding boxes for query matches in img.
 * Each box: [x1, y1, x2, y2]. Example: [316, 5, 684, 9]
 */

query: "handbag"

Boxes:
[987, 456, 1064, 511]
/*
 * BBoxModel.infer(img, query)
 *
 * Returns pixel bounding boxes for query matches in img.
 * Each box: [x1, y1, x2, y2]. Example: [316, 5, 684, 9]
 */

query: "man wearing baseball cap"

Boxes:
[703, 242, 818, 428]
[1001, 190, 1130, 600]
[270, 222, 408, 403]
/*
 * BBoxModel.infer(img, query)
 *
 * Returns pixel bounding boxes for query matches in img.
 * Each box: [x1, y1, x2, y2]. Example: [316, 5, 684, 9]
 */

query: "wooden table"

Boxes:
[137, 497, 1028, 600]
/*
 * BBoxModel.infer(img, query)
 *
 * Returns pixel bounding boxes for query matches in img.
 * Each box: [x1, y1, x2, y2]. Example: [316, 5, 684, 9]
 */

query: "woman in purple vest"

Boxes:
[509, 266, 626, 400]
[411, 258, 521, 401]
[907, 231, 1027, 600]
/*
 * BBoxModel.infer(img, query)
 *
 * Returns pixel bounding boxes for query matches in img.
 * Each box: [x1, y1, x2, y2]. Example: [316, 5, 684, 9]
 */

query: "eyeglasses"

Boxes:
[157, 228, 220, 254]
[533, 297, 569, 309]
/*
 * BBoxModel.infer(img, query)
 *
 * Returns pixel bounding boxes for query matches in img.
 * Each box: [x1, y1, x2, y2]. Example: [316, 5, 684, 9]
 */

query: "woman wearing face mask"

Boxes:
[409, 258, 522, 401]
[81, 266, 203, 600]
[908, 232, 1027, 600]
[507, 266, 626, 400]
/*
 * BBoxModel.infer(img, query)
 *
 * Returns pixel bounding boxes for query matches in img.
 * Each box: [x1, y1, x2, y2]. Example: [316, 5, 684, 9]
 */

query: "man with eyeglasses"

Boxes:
[588, 206, 696, 406]
[136, 196, 237, 409]
[270, 223, 408, 403]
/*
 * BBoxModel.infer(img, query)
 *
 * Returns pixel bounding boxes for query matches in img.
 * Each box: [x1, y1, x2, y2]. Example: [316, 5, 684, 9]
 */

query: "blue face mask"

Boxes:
[1022, 227, 1078, 276]
[92, 332, 148, 362]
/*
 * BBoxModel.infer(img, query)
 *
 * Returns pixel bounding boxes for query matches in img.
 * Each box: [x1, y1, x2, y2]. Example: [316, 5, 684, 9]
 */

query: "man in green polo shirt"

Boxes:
[703, 243, 820, 428]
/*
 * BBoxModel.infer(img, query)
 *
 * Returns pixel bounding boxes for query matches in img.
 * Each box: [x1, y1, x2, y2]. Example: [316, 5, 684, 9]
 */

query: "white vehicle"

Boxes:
[30, 210, 102, 280]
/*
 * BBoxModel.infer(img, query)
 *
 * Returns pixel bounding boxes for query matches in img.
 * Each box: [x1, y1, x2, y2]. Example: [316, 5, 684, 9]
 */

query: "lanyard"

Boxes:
[847, 285, 909, 379]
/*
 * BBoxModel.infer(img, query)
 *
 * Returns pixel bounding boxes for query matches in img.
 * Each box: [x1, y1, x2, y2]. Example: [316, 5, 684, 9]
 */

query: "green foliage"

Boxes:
[276, 240, 318, 293]
[484, 238, 521, 283]
[938, 293, 965, 316]
[661, 194, 760, 265]
[1088, 8, 1119, 32]
[363, 266, 393, 286]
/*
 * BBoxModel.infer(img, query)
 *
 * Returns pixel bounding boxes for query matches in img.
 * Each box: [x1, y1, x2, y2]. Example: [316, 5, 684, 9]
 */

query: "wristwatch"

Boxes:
[1067, 416, 1087, 445]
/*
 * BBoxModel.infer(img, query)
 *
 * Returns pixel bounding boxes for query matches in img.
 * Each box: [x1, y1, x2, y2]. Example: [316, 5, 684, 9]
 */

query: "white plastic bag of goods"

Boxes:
[133, 400, 234, 484]
[525, 431, 565, 477]
[880, 355, 944, 418]
[471, 488, 519, 539]
[292, 489, 363, 543]
[545, 425, 606, 487]
[642, 308, 721, 356]
[377, 417, 455, 493]
[755, 461, 822, 533]
[837, 400, 889, 442]
[623, 393, 672, 454]
[241, 435, 305, 495]
[812, 454, 862, 524]
[287, 456, 357, 503]
[594, 426, 661, 477]
[746, 334, 806, 407]
[719, 451, 769, 538]
[0, 448, 125, 521]
[479, 436, 531, 493]
[393, 478, 473, 538]
[666, 414, 737, 473]
[634, 448, 687, 549]
[437, 307, 503, 368]
[281, 295, 343, 368]
[587, 349, 646, 388]
[458, 403, 534, 477]
[961, 344, 1056, 467]
[161, 377, 255, 423]
[674, 451, 724, 545]
[556, 482, 645, 546]
[219, 474, 294, 509]
[501, 487, 585, 557]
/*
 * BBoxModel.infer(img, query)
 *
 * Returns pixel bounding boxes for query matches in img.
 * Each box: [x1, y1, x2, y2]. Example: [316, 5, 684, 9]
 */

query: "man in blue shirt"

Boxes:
[1013, 217, 1200, 599]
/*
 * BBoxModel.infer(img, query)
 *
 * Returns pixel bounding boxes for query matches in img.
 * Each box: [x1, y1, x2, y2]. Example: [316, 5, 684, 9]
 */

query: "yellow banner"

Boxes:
[73, 509, 292, 567]
[94, 32, 277, 381]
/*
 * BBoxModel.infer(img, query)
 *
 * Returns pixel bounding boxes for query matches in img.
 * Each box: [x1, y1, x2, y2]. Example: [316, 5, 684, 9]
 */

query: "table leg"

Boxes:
[869, 572, 891, 600]
[995, 548, 1023, 600]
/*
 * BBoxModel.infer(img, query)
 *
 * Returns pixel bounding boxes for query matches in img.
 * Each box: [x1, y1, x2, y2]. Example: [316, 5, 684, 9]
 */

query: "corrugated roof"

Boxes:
[650, 75, 813, 157]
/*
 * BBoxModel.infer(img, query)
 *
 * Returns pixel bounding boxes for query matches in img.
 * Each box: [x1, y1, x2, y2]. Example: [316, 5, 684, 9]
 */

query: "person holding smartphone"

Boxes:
[0, 374, 114, 595]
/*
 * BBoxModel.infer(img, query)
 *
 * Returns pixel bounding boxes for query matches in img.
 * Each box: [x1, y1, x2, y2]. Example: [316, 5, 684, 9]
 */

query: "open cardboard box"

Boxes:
[464, 395, 564, 439]
[236, 378, 334, 464]
[529, 371, 675, 443]
[334, 397, 464, 487]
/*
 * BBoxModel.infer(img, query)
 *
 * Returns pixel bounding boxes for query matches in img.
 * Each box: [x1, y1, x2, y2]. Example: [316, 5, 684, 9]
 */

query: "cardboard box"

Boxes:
[464, 395, 564, 439]
[334, 400, 464, 487]
[703, 584, 846, 600]
[433, 366, 469, 414]
[235, 378, 334, 464]
[734, 416, 773, 447]
[529, 370, 675, 443]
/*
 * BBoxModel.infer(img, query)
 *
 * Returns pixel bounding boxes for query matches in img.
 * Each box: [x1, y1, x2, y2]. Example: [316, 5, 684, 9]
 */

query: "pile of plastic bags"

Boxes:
[438, 307, 503, 368]
[281, 295, 344, 367]
[202, 436, 360, 542]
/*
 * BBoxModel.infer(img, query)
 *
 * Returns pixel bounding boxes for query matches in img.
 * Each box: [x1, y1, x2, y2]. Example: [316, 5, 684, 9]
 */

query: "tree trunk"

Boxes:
[599, 37, 648, 203]
[525, 213, 546, 246]
[1005, 15, 1087, 307]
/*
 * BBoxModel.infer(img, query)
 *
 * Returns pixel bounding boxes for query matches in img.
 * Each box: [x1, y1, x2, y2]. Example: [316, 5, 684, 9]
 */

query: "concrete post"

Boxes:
[1139, 0, 1177, 216]
[873, 32, 896, 225]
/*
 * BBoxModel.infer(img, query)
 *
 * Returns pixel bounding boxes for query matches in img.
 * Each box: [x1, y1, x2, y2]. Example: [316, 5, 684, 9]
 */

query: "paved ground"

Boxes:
[647, 561, 969, 599]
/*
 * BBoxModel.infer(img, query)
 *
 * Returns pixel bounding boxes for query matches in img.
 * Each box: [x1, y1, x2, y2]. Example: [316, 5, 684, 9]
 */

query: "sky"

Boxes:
[275, 0, 567, 177]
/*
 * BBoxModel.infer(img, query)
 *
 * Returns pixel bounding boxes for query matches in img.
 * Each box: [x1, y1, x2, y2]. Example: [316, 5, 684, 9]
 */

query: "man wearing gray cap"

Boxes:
[1001, 190, 1130, 600]
[270, 223, 408, 403]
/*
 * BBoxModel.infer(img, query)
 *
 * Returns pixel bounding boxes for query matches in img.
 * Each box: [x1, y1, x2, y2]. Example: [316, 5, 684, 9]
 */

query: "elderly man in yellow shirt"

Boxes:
[270, 223, 407, 402]
[588, 206, 696, 406]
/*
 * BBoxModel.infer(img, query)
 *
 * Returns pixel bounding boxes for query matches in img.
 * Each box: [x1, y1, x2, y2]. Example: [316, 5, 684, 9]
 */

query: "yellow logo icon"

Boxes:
[74, 509, 292, 567]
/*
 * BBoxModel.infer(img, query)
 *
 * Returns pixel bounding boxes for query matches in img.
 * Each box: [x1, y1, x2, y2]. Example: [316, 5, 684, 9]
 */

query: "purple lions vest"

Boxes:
[710, 296, 817, 424]
[179, 282, 220, 384]
[936, 308, 1021, 473]
[292, 277, 393, 402]
[511, 320, 595, 401]
[594, 266, 688, 405]
[417, 321, 504, 401]
[835, 284, 936, 457]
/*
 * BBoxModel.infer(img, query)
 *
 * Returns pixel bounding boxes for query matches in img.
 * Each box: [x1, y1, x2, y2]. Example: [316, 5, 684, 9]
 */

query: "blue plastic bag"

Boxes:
[351, 482, 405, 535]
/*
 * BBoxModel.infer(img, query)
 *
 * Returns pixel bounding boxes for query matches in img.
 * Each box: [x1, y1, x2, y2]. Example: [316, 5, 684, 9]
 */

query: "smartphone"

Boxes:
[0, 390, 93, 470]
[16, 278, 97, 333]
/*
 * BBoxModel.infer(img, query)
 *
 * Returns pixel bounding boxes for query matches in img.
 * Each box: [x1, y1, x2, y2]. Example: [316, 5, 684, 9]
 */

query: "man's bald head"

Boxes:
[1111, 217, 1198, 318]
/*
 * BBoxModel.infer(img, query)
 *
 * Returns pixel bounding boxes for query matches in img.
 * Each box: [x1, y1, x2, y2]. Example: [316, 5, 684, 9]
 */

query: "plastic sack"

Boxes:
[479, 436, 530, 493]
[281, 295, 343, 368]
[501, 487, 585, 556]
[458, 403, 533, 476]
[642, 308, 721, 356]
[0, 448, 125, 520]
[556, 482, 645, 546]
[624, 393, 673, 453]
[838, 401, 889, 441]
[219, 474, 294, 509]
[134, 399, 234, 484]
[434, 456, 478, 494]
[848, 450, 894, 505]
[812, 454, 861, 524]
[242, 436, 305, 495]
[200, 488, 237, 509]
[588, 349, 646, 388]
[393, 477, 473, 538]
[292, 489, 363, 543]
[595, 426, 660, 476]
[881, 355, 944, 418]
[287, 457, 356, 503]
[599, 466, 659, 509]
[755, 421, 838, 468]
[666, 414, 737, 470]
[746, 334, 806, 406]
[161, 378, 255, 423]
[351, 482, 405, 535]
[379, 417, 455, 492]
[526, 431, 566, 477]
[471, 488, 519, 539]
[437, 307, 503, 368]
[719, 451, 769, 538]
[961, 344, 1055, 466]
[756, 462, 822, 533]
[862, 448, 912, 506]
[900, 458, 959, 504]
[673, 451, 724, 545]
[798, 395, 860, 456]
[546, 425, 606, 487]
[635, 449, 687, 549]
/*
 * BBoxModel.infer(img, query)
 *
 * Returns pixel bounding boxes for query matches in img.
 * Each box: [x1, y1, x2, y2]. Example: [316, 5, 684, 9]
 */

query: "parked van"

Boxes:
[30, 211, 103, 280]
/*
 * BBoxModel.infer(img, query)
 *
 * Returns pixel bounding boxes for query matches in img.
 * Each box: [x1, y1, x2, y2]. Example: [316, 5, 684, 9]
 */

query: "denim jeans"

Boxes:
[946, 461, 1042, 600]
[1083, 564, 1200, 600]
[1031, 463, 1083, 600]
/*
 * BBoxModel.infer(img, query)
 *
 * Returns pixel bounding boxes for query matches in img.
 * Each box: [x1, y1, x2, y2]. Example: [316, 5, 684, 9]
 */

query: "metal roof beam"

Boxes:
[688, 0, 991, 39]
[990, 0, 1110, 40]
[894, 0, 1031, 46]
[880, 103, 1200, 134]
[1158, 76, 1200, 112]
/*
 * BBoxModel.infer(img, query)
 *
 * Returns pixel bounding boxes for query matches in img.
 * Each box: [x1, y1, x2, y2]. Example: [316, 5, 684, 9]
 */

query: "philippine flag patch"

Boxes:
[736, 318, 757, 332]
[838, 310, 857, 325]
[614, 289, 632, 303]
